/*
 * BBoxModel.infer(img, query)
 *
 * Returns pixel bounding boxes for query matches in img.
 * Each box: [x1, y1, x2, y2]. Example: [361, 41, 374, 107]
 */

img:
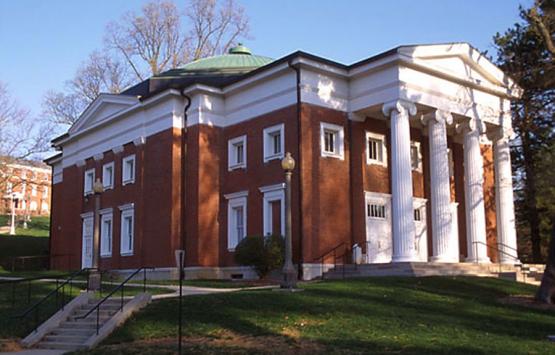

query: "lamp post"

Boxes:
[88, 178, 104, 291]
[9, 193, 16, 235]
[280, 152, 297, 289]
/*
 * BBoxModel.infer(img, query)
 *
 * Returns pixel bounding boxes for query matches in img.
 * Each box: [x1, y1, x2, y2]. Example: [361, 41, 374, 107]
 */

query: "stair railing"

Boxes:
[314, 243, 350, 280]
[1, 272, 74, 307]
[76, 266, 154, 335]
[12, 268, 92, 333]
[471, 241, 521, 273]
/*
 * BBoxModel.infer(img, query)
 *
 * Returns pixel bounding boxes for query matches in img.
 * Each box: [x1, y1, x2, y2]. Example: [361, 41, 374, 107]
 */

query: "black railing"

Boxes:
[12, 268, 92, 333]
[471, 241, 521, 273]
[76, 267, 153, 335]
[314, 243, 350, 280]
[1, 272, 74, 307]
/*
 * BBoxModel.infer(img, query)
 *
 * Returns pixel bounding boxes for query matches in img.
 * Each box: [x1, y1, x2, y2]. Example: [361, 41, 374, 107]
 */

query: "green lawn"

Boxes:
[0, 215, 50, 238]
[71, 277, 555, 355]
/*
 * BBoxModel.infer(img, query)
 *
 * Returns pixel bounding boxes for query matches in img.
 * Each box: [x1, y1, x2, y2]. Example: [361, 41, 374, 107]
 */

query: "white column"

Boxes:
[492, 128, 519, 263]
[457, 119, 490, 263]
[422, 110, 459, 262]
[382, 99, 418, 262]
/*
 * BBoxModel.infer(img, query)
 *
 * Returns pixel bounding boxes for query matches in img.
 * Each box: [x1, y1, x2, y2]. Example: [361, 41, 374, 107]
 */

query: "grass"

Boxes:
[73, 277, 555, 354]
[0, 236, 49, 260]
[0, 215, 50, 238]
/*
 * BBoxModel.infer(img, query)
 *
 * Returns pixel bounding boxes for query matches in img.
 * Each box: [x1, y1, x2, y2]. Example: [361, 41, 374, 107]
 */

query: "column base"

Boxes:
[465, 256, 491, 264]
[499, 257, 521, 265]
[430, 255, 459, 263]
[392, 254, 420, 263]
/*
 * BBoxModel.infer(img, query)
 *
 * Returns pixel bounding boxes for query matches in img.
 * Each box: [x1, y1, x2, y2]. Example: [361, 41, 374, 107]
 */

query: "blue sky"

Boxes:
[0, 0, 530, 117]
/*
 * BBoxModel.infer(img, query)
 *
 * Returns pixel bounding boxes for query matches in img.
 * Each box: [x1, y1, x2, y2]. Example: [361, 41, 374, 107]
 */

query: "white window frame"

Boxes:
[410, 141, 423, 172]
[100, 209, 113, 257]
[366, 131, 387, 166]
[122, 155, 136, 185]
[263, 124, 285, 162]
[228, 135, 247, 171]
[224, 191, 248, 251]
[365, 192, 391, 221]
[31, 185, 37, 197]
[320, 122, 344, 159]
[84, 169, 95, 196]
[102, 162, 115, 190]
[259, 184, 285, 236]
[119, 204, 134, 256]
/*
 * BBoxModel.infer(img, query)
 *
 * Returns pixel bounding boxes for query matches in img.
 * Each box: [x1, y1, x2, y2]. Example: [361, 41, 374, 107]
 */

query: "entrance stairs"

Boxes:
[322, 262, 544, 284]
[22, 292, 151, 352]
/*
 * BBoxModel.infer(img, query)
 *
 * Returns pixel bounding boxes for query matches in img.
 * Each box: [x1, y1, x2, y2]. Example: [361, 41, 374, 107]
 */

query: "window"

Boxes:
[367, 203, 386, 219]
[414, 208, 422, 221]
[366, 132, 387, 166]
[119, 205, 134, 256]
[122, 155, 135, 185]
[263, 124, 284, 162]
[225, 191, 248, 250]
[6, 182, 12, 194]
[102, 162, 115, 189]
[228, 135, 247, 170]
[260, 184, 285, 236]
[410, 141, 422, 172]
[100, 210, 113, 257]
[320, 122, 344, 159]
[31, 185, 37, 197]
[41, 202, 49, 211]
[84, 169, 95, 195]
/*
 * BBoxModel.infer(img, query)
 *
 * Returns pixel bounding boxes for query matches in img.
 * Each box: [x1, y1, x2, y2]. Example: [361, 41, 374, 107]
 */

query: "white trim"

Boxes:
[118, 203, 135, 211]
[100, 211, 113, 258]
[366, 131, 387, 166]
[262, 187, 285, 236]
[262, 123, 285, 162]
[112, 146, 124, 154]
[320, 122, 345, 160]
[84, 169, 95, 196]
[258, 183, 285, 194]
[227, 135, 247, 171]
[120, 207, 134, 256]
[224, 190, 248, 200]
[122, 155, 136, 185]
[99, 207, 113, 215]
[81, 215, 93, 269]
[93, 153, 104, 162]
[227, 196, 247, 251]
[102, 162, 115, 190]
[80, 211, 94, 219]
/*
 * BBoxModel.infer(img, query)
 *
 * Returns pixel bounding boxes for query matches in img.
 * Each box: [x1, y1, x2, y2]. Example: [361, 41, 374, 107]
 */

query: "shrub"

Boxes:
[234, 235, 284, 278]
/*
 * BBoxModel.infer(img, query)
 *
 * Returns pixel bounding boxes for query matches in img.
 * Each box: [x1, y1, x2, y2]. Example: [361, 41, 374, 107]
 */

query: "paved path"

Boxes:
[1, 350, 65, 355]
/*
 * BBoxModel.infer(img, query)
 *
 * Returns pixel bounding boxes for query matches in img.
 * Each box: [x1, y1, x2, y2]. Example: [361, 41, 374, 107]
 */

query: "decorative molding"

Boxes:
[99, 207, 113, 215]
[80, 211, 94, 219]
[224, 190, 248, 200]
[93, 153, 104, 162]
[456, 118, 486, 135]
[133, 137, 146, 146]
[420, 109, 453, 126]
[382, 99, 417, 118]
[75, 160, 86, 168]
[118, 203, 135, 211]
[112, 146, 124, 154]
[259, 183, 285, 194]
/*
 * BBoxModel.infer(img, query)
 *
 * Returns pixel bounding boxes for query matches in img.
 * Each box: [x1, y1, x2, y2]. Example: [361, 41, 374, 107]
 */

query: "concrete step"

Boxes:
[36, 340, 87, 350]
[59, 321, 102, 329]
[50, 328, 95, 337]
[70, 309, 118, 319]
[43, 334, 90, 343]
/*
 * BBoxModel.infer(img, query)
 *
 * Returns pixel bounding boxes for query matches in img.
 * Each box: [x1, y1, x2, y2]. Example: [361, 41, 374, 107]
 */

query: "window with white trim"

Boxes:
[31, 185, 37, 196]
[367, 203, 386, 219]
[414, 208, 422, 221]
[100, 211, 113, 257]
[122, 155, 135, 185]
[102, 162, 115, 189]
[366, 132, 387, 166]
[228, 135, 247, 170]
[226, 194, 247, 250]
[410, 141, 422, 172]
[320, 122, 344, 159]
[263, 124, 284, 162]
[120, 206, 134, 256]
[84, 169, 95, 195]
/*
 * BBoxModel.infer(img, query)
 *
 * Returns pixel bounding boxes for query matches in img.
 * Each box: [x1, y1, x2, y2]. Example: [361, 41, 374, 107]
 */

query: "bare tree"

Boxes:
[43, 51, 132, 126]
[106, 0, 250, 81]
[525, 0, 555, 60]
[0, 82, 53, 198]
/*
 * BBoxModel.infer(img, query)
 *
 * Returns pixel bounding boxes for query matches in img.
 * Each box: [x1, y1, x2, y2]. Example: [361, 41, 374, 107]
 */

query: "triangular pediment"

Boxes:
[69, 94, 140, 134]
[398, 43, 519, 96]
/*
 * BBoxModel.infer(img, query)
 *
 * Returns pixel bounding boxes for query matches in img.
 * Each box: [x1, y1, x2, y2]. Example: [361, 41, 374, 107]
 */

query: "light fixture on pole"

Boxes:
[88, 178, 104, 291]
[280, 152, 297, 289]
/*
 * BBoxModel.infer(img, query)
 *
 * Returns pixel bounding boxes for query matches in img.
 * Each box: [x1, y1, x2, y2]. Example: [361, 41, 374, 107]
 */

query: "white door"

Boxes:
[365, 192, 392, 263]
[413, 198, 428, 262]
[81, 216, 93, 269]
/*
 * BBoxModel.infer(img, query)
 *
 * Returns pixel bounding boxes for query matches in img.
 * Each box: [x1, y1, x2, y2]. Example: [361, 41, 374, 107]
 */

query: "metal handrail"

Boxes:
[1, 272, 76, 307]
[314, 242, 349, 280]
[76, 267, 154, 335]
[13, 268, 91, 332]
[471, 241, 520, 263]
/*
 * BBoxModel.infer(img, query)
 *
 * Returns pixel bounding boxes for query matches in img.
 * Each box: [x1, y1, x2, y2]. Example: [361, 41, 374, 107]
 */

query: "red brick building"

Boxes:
[1, 160, 51, 217]
[47, 43, 520, 279]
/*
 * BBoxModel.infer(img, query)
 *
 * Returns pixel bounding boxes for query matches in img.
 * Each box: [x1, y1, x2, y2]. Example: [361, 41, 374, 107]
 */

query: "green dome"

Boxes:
[180, 44, 273, 73]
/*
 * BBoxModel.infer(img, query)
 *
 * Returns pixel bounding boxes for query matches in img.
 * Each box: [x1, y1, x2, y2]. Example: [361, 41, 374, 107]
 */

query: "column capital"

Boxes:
[456, 118, 486, 135]
[488, 126, 515, 142]
[421, 109, 453, 126]
[382, 99, 417, 118]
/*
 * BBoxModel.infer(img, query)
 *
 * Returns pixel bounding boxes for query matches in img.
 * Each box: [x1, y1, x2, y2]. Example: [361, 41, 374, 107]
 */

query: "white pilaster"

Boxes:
[422, 110, 459, 262]
[382, 99, 418, 262]
[492, 128, 519, 263]
[457, 119, 490, 263]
